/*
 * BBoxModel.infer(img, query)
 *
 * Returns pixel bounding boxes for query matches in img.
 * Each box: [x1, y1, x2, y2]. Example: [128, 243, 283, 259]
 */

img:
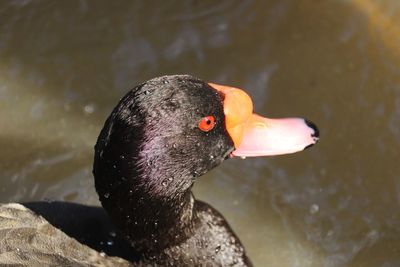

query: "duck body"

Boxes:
[0, 200, 249, 267]
[0, 75, 318, 266]
[0, 202, 132, 267]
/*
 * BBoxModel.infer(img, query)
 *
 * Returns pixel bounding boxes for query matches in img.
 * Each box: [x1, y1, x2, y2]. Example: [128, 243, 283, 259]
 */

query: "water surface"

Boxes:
[1, 1, 400, 266]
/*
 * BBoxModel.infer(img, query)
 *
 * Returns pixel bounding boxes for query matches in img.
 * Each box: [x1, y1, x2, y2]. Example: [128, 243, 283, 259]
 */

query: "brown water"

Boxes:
[1, 1, 400, 266]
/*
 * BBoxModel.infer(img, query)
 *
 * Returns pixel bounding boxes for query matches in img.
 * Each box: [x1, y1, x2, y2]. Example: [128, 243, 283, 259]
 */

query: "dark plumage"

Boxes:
[93, 75, 250, 266]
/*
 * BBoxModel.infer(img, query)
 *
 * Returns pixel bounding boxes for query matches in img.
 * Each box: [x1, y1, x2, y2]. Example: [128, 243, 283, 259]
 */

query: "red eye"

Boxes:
[198, 116, 215, 132]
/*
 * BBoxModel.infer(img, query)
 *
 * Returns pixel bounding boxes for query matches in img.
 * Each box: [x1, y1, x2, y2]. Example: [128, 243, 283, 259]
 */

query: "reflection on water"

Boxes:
[1, 0, 400, 266]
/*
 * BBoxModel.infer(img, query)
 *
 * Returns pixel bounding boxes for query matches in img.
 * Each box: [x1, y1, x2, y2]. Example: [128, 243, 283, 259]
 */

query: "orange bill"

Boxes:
[209, 83, 319, 157]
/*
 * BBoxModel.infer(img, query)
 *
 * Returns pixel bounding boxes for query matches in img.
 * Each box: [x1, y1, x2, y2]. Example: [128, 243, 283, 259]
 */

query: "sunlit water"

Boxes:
[1, 1, 400, 266]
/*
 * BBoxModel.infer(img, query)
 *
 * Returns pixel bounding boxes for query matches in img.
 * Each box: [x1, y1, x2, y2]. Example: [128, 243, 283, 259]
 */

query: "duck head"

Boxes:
[92, 74, 319, 253]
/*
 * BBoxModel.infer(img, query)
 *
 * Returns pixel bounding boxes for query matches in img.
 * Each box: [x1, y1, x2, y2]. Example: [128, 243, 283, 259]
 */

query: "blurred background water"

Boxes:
[1, 0, 400, 266]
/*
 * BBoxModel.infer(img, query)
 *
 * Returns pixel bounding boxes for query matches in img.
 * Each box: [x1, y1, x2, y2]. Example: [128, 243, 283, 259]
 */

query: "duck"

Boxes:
[0, 75, 319, 266]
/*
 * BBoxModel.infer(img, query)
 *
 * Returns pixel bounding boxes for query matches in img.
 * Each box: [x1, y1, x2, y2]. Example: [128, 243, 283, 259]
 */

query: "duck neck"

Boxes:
[95, 161, 197, 254]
